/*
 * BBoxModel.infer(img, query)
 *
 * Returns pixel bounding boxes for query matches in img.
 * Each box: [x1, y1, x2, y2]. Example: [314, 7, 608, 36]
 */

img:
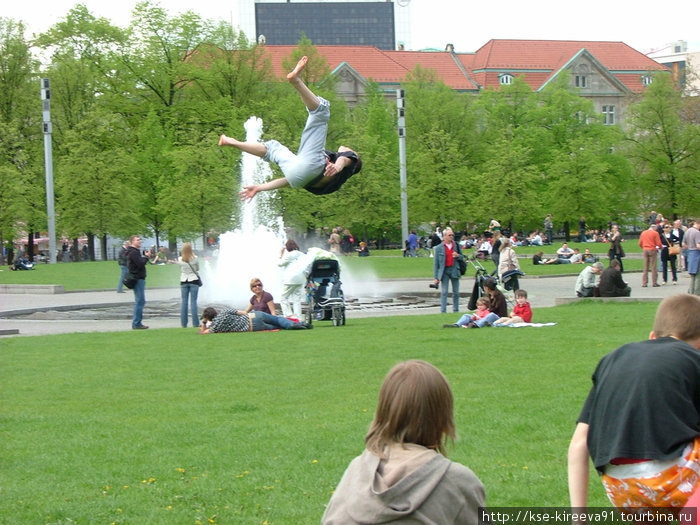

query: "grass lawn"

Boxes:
[0, 301, 659, 524]
[0, 242, 644, 290]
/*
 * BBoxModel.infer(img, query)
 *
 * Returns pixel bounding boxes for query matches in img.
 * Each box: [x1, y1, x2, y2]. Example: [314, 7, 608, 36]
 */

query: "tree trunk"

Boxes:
[87, 233, 95, 261]
[100, 234, 108, 261]
[168, 238, 177, 261]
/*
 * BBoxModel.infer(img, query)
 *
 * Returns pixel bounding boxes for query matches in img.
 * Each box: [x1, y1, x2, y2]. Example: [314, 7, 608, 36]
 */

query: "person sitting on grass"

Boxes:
[219, 56, 362, 201]
[533, 251, 557, 265]
[443, 297, 491, 328]
[199, 307, 310, 333]
[493, 289, 533, 326]
[321, 360, 486, 524]
[444, 279, 506, 329]
[568, 294, 700, 513]
[556, 243, 574, 261]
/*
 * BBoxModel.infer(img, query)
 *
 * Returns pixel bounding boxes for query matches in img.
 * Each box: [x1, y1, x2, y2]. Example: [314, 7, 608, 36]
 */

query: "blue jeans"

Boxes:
[439, 269, 460, 312]
[132, 279, 146, 328]
[117, 264, 127, 292]
[253, 311, 298, 331]
[473, 312, 499, 328]
[180, 283, 200, 327]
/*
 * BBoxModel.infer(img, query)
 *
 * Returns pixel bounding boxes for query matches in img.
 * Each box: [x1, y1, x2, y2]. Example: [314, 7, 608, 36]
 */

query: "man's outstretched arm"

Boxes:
[239, 177, 291, 201]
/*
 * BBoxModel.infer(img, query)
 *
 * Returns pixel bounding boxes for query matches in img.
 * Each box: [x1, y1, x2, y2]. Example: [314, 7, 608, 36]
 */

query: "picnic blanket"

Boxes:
[500, 322, 557, 328]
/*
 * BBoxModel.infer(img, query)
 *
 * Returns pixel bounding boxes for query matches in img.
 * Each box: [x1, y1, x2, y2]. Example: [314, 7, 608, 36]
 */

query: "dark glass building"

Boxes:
[255, 2, 396, 50]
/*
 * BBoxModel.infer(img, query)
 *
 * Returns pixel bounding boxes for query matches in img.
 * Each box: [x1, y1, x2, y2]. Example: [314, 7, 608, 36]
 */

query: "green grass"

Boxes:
[0, 261, 180, 291]
[0, 301, 659, 523]
[0, 245, 644, 290]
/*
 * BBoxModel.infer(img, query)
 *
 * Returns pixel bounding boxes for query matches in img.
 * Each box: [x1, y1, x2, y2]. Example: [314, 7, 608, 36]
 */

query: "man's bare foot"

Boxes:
[219, 134, 234, 147]
[287, 56, 308, 82]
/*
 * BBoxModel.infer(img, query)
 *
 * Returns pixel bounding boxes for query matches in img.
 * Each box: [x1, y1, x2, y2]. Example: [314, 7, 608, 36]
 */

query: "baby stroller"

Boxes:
[11, 257, 35, 270]
[466, 256, 494, 311]
[305, 259, 346, 327]
[501, 269, 524, 292]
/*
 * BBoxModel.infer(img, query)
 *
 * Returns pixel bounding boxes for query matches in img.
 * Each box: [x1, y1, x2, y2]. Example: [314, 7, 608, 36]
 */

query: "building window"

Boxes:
[499, 74, 514, 85]
[602, 105, 615, 125]
[641, 75, 653, 86]
[575, 75, 588, 88]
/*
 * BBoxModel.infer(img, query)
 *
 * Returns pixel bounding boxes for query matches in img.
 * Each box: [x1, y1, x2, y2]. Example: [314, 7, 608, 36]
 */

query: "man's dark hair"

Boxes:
[202, 307, 218, 321]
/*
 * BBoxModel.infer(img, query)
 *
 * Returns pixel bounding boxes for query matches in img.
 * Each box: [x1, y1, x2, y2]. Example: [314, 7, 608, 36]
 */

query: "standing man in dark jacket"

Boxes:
[116, 241, 129, 293]
[126, 235, 149, 329]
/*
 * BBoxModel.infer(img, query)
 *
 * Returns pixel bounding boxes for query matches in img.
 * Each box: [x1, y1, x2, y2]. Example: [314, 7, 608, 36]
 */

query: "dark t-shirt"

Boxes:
[578, 337, 700, 471]
[304, 150, 361, 195]
[250, 291, 274, 313]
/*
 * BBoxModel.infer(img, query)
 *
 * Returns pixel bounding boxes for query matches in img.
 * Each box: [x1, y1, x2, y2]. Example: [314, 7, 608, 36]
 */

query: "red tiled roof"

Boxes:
[260, 40, 668, 93]
[261, 45, 479, 90]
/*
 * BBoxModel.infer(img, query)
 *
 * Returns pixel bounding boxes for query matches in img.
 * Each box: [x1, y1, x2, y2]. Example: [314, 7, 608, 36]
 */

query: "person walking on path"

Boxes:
[116, 241, 129, 293]
[219, 56, 362, 201]
[126, 235, 149, 330]
[683, 219, 700, 296]
[544, 214, 553, 245]
[639, 223, 663, 287]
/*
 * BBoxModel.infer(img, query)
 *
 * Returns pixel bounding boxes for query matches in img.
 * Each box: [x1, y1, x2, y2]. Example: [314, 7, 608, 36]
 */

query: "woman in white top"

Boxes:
[178, 242, 201, 328]
[278, 239, 307, 319]
[498, 238, 521, 288]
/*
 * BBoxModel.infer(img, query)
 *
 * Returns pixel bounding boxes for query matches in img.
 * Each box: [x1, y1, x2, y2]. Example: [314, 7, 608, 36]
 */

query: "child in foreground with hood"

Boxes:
[321, 360, 485, 524]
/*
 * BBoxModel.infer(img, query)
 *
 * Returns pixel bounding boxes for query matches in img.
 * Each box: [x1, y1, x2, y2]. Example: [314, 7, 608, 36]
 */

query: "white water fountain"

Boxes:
[203, 117, 286, 306]
[200, 116, 384, 310]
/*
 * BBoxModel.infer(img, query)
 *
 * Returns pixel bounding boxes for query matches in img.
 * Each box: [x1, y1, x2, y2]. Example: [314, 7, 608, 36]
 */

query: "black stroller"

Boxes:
[11, 257, 35, 270]
[305, 259, 346, 327]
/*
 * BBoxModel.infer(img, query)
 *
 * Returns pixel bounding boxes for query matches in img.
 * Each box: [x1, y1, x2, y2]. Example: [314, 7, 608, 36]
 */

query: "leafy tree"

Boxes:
[55, 109, 140, 259]
[625, 73, 700, 218]
[403, 71, 479, 229]
[0, 18, 43, 261]
[130, 111, 174, 246]
[534, 73, 634, 231]
[159, 137, 238, 245]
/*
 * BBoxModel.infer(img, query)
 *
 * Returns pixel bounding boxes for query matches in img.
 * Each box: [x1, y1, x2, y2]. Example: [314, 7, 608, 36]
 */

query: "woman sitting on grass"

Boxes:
[321, 360, 485, 524]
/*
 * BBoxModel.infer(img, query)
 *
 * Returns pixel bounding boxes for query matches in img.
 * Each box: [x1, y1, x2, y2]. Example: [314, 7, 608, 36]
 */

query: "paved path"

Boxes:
[0, 271, 691, 337]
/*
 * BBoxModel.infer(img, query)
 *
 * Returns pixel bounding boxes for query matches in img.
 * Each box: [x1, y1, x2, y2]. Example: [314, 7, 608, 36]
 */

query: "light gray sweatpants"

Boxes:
[263, 97, 330, 188]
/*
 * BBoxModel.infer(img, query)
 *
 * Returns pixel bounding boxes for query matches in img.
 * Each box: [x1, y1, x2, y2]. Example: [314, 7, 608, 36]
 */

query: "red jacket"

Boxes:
[638, 229, 662, 251]
[512, 302, 533, 323]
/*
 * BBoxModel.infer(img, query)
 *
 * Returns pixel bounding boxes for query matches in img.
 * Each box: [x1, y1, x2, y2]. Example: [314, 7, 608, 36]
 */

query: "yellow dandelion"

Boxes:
[312, 459, 319, 464]
[176, 467, 186, 473]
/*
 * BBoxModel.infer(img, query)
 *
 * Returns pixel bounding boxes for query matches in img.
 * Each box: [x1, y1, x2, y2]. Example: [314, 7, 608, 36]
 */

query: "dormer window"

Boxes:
[499, 74, 514, 85]
[641, 75, 653, 86]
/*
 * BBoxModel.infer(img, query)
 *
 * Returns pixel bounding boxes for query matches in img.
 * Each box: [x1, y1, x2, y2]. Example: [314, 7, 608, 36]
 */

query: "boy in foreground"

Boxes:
[568, 294, 700, 510]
